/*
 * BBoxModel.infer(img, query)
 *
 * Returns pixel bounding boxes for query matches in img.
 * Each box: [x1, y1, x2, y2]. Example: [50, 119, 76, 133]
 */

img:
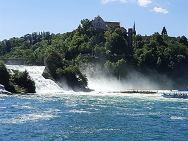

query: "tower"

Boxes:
[161, 26, 167, 35]
[127, 21, 136, 55]
[132, 21, 136, 35]
[128, 28, 133, 55]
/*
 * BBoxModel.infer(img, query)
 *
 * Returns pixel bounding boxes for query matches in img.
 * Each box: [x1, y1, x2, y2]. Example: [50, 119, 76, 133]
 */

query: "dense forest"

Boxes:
[0, 19, 188, 90]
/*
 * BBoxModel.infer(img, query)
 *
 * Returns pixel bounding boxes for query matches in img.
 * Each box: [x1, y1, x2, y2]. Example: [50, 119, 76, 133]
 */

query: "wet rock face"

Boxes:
[42, 67, 54, 81]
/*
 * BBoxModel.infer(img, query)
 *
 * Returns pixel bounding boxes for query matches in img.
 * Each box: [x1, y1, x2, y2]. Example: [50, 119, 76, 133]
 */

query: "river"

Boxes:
[0, 65, 188, 140]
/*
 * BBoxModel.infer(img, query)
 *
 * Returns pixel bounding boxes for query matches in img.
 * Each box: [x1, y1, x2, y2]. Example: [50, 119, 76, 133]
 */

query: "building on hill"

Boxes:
[91, 15, 136, 54]
[91, 15, 106, 30]
[105, 22, 120, 28]
[91, 15, 136, 35]
[91, 15, 121, 30]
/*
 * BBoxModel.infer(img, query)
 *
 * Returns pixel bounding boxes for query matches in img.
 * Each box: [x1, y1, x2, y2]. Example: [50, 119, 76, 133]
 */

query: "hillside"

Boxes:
[0, 18, 188, 89]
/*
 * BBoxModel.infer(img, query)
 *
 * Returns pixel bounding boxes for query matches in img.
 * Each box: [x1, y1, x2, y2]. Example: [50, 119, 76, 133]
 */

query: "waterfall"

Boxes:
[6, 65, 64, 93]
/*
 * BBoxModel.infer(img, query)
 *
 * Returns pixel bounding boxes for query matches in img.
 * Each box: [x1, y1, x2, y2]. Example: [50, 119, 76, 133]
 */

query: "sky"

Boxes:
[0, 0, 188, 41]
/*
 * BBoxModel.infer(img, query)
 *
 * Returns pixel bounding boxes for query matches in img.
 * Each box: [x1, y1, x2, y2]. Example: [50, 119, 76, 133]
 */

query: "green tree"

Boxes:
[109, 29, 128, 55]
[12, 70, 35, 93]
[46, 51, 63, 78]
[0, 60, 9, 85]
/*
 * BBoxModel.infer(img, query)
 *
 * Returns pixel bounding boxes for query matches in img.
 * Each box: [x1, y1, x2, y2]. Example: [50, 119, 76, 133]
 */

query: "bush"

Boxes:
[12, 70, 36, 93]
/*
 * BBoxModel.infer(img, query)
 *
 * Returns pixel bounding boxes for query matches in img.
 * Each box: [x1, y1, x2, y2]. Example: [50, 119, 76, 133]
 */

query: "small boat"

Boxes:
[162, 93, 188, 99]
[0, 84, 12, 95]
[178, 89, 188, 91]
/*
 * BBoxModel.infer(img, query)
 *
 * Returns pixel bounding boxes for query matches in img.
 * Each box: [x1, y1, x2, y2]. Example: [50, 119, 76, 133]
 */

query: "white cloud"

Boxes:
[101, 0, 115, 4]
[137, 0, 152, 7]
[101, 0, 114, 4]
[101, 0, 152, 6]
[151, 7, 169, 14]
[120, 0, 127, 3]
[101, 0, 127, 4]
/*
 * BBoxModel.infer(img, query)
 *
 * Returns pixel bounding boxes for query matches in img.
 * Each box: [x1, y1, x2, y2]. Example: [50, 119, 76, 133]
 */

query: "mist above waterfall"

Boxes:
[81, 64, 173, 91]
[5, 64, 174, 93]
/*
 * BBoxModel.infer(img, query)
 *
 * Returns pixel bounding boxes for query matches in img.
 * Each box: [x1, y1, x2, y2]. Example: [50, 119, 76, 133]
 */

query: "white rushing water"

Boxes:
[6, 65, 64, 93]
[5, 65, 171, 96]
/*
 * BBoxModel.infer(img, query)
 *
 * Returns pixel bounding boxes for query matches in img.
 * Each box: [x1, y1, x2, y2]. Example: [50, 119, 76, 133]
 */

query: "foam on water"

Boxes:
[0, 113, 58, 124]
[170, 116, 187, 120]
[1, 65, 188, 140]
[1, 89, 188, 140]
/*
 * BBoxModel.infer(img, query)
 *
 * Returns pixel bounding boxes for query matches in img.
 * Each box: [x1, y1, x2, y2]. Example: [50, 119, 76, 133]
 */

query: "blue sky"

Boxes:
[0, 0, 188, 41]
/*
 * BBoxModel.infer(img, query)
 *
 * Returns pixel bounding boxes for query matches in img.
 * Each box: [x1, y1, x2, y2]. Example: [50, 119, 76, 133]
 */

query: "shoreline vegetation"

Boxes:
[0, 60, 35, 94]
[0, 18, 188, 93]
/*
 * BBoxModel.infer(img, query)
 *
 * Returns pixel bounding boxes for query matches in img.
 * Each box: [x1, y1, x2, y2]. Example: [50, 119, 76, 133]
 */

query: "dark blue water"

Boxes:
[0, 92, 188, 141]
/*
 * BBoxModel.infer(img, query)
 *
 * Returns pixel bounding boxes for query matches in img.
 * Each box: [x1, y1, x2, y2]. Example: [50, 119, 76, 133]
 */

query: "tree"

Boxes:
[152, 32, 164, 45]
[46, 51, 63, 78]
[109, 29, 127, 55]
[178, 36, 187, 46]
[12, 70, 35, 93]
[0, 60, 9, 85]
[80, 19, 91, 32]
